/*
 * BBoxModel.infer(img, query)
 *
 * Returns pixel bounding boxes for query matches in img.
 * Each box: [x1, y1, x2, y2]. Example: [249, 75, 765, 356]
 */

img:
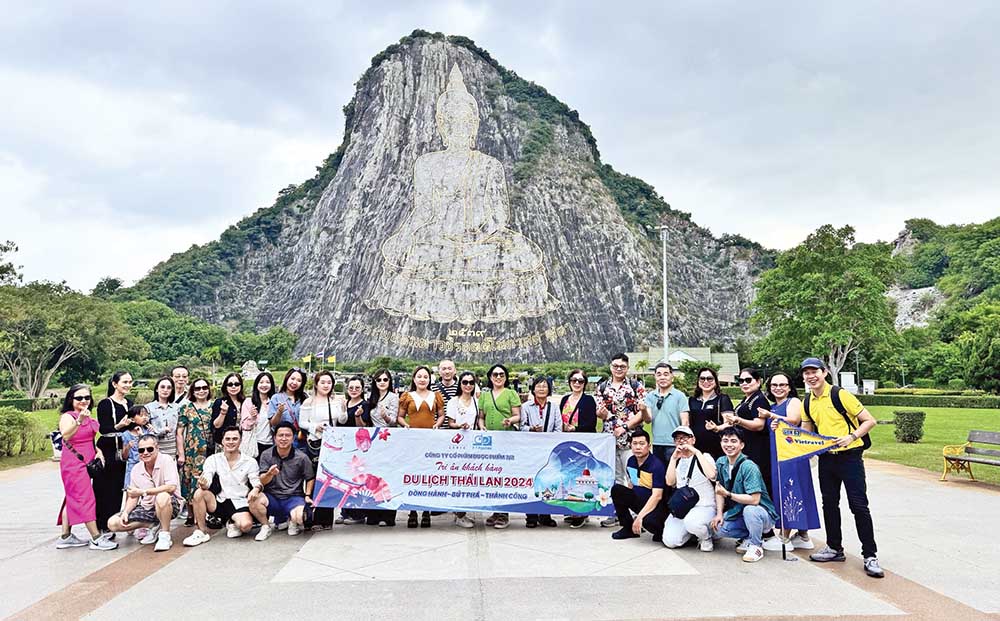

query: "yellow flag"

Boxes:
[327, 355, 336, 364]
[301, 355, 312, 363]
[774, 419, 839, 463]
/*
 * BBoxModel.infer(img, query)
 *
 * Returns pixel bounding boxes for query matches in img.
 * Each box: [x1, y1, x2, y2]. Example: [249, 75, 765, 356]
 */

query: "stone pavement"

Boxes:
[3, 458, 1000, 620]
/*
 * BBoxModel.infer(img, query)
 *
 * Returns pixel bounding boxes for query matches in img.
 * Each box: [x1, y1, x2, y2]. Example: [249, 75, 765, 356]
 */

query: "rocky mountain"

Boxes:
[129, 31, 773, 362]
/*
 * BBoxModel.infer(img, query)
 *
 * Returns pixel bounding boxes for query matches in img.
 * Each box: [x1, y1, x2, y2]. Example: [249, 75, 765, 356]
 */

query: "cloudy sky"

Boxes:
[2, 1, 997, 290]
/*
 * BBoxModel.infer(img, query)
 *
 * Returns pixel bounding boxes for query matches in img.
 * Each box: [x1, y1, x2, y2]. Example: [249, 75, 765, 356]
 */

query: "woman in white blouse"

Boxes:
[299, 371, 346, 530]
[520, 377, 561, 528]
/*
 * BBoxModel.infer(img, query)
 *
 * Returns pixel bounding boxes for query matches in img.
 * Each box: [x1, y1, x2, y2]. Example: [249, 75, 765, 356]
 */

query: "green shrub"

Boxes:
[893, 410, 926, 443]
[859, 394, 1000, 409]
[0, 398, 34, 412]
[1, 389, 24, 399]
[947, 378, 966, 390]
[0, 406, 47, 457]
[881, 380, 898, 389]
[913, 378, 936, 389]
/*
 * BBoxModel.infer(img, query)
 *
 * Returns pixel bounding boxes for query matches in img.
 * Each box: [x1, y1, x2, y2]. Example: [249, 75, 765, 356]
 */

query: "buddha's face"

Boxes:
[437, 99, 478, 149]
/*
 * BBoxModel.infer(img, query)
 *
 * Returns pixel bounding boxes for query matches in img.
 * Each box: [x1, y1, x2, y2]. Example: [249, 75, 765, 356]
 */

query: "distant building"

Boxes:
[625, 346, 741, 384]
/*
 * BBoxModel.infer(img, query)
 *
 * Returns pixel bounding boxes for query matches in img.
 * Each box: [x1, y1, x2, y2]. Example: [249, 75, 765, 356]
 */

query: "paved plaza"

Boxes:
[3, 458, 999, 620]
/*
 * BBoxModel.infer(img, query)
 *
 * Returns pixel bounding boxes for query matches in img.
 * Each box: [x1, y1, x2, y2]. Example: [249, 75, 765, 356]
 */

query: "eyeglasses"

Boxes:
[770, 382, 789, 388]
[193, 385, 210, 391]
[611, 363, 627, 370]
[491, 372, 506, 378]
[460, 380, 476, 386]
[73, 395, 92, 402]
[738, 377, 755, 384]
[137, 446, 156, 454]
[569, 377, 585, 384]
[698, 376, 714, 382]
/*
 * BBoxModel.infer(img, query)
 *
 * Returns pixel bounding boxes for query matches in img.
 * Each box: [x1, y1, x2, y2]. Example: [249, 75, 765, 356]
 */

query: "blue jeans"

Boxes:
[714, 505, 774, 547]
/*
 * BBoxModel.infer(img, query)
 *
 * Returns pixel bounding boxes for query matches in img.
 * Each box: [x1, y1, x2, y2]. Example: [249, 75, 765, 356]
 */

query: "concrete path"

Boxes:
[3, 457, 999, 620]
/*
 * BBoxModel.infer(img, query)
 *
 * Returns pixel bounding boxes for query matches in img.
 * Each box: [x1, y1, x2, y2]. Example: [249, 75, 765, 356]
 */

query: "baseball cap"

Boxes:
[671, 425, 694, 438]
[800, 357, 826, 370]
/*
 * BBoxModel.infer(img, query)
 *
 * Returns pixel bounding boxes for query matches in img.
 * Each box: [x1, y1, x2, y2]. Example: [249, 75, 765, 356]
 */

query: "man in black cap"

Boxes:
[798, 357, 883, 578]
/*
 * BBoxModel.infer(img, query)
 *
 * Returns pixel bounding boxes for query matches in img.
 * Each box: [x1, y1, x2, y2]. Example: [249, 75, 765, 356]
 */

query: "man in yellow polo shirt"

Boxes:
[799, 357, 883, 578]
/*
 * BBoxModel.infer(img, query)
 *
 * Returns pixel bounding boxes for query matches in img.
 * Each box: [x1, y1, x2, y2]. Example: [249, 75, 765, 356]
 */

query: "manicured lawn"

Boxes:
[866, 406, 1000, 485]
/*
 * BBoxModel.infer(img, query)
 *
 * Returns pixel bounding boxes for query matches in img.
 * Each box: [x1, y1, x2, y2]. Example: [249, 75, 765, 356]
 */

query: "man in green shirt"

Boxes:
[710, 427, 778, 563]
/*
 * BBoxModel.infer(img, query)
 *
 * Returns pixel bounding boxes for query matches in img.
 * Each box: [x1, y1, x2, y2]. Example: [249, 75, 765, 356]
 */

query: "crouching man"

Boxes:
[183, 427, 268, 547]
[609, 430, 668, 542]
[107, 434, 183, 551]
[662, 425, 717, 551]
[710, 427, 779, 562]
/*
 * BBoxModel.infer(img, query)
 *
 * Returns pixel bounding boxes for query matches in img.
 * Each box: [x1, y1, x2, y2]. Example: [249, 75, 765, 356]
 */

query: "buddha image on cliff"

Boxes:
[369, 65, 560, 325]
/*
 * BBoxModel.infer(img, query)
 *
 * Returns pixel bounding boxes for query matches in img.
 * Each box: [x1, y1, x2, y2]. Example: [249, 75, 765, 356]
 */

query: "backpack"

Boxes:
[803, 385, 871, 450]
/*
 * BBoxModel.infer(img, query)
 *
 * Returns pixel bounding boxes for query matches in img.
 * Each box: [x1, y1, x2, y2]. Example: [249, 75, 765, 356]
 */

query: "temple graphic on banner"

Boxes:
[370, 66, 560, 324]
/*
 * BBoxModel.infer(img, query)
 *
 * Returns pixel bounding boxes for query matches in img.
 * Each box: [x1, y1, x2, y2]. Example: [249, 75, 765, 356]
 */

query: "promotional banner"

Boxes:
[313, 427, 616, 516]
[768, 419, 838, 530]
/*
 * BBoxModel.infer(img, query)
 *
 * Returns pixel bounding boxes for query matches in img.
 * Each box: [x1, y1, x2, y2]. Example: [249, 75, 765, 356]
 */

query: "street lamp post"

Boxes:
[657, 225, 670, 363]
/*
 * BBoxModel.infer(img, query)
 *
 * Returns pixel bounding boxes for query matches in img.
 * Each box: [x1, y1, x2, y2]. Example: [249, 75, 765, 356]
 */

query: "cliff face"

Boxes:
[132, 33, 770, 362]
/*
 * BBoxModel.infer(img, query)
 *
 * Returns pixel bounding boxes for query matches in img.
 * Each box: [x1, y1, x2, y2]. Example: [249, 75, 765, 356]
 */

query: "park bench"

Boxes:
[941, 430, 1000, 481]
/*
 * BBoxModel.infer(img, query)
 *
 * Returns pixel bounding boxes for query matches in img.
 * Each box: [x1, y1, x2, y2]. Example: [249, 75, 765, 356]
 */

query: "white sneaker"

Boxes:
[183, 529, 210, 547]
[600, 516, 618, 528]
[139, 525, 161, 545]
[334, 514, 345, 525]
[287, 522, 301, 536]
[254, 524, 273, 541]
[762, 537, 790, 552]
[699, 537, 714, 552]
[455, 515, 475, 529]
[790, 533, 815, 550]
[153, 532, 172, 552]
[735, 538, 748, 552]
[342, 516, 365, 525]
[55, 533, 89, 549]
[89, 536, 118, 551]
[226, 522, 243, 539]
[742, 544, 764, 562]
[276, 521, 289, 531]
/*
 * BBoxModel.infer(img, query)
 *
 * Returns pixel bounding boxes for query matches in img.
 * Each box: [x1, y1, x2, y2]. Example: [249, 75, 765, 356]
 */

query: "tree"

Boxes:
[0, 283, 149, 398]
[961, 316, 1000, 393]
[91, 277, 123, 298]
[0, 241, 21, 285]
[201, 345, 222, 377]
[751, 225, 900, 385]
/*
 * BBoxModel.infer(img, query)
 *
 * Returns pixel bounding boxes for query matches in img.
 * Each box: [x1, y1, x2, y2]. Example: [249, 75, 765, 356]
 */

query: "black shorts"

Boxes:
[210, 498, 250, 522]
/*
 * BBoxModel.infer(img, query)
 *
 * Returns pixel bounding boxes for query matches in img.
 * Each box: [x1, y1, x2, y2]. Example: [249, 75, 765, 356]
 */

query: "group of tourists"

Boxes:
[55, 354, 883, 578]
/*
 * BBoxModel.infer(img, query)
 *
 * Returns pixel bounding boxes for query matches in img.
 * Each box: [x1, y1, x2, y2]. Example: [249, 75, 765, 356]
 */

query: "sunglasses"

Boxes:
[193, 385, 210, 391]
[73, 395, 92, 402]
[226, 382, 242, 387]
[491, 372, 506, 378]
[461, 380, 477, 386]
[569, 377, 585, 384]
[738, 377, 755, 384]
[655, 395, 666, 409]
[698, 376, 715, 382]
[770, 382, 789, 388]
[376, 377, 390, 382]
[137, 446, 156, 454]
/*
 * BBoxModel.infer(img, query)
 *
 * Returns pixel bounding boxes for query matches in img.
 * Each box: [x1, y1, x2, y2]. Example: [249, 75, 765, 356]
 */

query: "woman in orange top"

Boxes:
[397, 366, 445, 528]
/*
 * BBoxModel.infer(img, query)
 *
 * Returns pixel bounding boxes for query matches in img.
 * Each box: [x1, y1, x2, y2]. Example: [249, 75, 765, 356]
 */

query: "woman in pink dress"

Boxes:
[55, 384, 118, 550]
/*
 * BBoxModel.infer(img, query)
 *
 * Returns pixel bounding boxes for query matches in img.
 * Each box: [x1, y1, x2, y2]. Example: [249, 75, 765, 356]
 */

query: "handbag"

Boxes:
[306, 400, 334, 457]
[66, 441, 103, 478]
[667, 455, 703, 519]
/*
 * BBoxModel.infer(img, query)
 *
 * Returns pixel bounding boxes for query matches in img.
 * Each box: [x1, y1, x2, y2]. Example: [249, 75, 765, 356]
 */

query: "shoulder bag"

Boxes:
[667, 455, 703, 518]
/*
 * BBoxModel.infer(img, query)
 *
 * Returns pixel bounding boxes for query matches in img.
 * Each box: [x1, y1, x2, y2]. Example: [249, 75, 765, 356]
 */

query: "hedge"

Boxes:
[858, 394, 1000, 409]
[893, 410, 926, 443]
[0, 399, 34, 412]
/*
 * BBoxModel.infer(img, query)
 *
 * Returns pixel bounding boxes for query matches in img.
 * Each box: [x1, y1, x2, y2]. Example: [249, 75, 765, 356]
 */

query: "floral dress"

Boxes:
[178, 401, 214, 502]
